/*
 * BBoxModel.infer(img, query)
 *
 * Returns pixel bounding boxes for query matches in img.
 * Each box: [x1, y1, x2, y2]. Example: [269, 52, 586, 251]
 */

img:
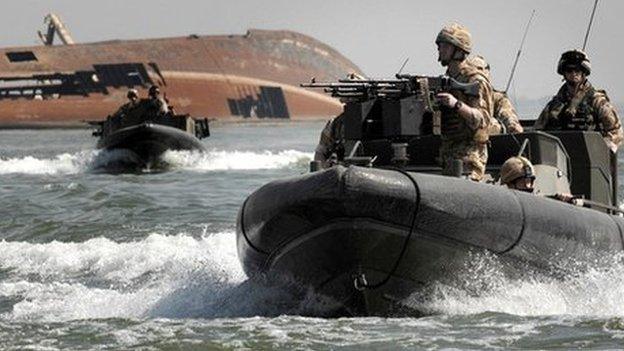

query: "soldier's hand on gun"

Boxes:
[436, 93, 458, 108]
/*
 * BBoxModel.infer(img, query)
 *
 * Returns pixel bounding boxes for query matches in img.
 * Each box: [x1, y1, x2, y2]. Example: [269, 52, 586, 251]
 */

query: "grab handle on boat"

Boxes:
[353, 273, 368, 291]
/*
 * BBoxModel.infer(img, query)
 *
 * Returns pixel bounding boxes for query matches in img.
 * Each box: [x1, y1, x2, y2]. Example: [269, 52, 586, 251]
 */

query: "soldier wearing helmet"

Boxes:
[500, 156, 582, 205]
[467, 55, 524, 135]
[500, 156, 536, 192]
[112, 89, 140, 119]
[127, 89, 138, 101]
[534, 50, 623, 152]
[314, 72, 365, 168]
[146, 85, 170, 115]
[434, 23, 494, 181]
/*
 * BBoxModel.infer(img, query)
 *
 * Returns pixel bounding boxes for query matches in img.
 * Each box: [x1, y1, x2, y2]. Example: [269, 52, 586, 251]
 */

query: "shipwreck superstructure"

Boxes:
[0, 14, 364, 127]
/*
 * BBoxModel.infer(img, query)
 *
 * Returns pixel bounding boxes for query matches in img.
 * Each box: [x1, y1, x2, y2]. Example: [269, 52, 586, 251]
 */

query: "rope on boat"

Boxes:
[355, 168, 421, 290]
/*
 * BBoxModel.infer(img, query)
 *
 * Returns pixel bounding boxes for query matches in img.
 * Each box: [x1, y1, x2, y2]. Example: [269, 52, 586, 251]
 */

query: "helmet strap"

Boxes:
[451, 47, 466, 61]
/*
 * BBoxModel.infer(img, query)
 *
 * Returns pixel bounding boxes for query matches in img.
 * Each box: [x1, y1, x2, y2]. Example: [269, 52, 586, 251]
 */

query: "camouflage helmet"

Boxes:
[436, 23, 472, 54]
[500, 156, 536, 185]
[557, 49, 591, 76]
[127, 89, 138, 99]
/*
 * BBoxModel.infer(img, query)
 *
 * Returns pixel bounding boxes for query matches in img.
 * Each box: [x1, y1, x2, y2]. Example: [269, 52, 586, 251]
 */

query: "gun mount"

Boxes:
[303, 73, 617, 207]
[302, 74, 480, 141]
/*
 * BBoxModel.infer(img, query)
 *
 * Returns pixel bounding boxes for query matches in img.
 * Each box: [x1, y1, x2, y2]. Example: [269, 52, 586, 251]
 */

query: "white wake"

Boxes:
[161, 149, 312, 171]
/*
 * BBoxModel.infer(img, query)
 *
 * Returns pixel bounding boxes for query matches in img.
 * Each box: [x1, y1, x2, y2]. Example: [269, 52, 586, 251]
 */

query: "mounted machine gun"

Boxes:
[302, 74, 480, 167]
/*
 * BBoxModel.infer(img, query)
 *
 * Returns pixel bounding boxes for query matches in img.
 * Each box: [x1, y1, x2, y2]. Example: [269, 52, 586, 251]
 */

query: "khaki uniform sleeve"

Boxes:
[463, 74, 493, 131]
[592, 91, 623, 148]
[488, 117, 502, 135]
[495, 93, 524, 133]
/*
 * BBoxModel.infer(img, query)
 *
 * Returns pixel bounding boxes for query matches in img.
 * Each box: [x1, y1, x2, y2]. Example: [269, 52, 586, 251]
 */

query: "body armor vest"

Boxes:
[441, 90, 489, 144]
[441, 106, 472, 141]
[441, 65, 490, 145]
[545, 85, 600, 132]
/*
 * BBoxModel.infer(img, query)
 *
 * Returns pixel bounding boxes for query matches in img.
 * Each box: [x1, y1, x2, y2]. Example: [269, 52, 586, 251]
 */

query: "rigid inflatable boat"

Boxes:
[236, 75, 622, 316]
[91, 107, 210, 171]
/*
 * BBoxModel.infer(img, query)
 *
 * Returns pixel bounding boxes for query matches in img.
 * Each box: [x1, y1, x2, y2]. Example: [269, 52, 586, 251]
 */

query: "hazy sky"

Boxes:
[2, 0, 623, 101]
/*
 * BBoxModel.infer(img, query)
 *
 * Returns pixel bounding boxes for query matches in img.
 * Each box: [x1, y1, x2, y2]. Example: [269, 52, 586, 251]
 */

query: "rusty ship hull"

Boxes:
[0, 29, 363, 127]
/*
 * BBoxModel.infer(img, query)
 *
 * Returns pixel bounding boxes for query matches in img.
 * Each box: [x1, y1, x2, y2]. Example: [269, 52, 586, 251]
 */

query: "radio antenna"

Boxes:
[582, 0, 599, 51]
[504, 9, 536, 94]
[396, 58, 409, 75]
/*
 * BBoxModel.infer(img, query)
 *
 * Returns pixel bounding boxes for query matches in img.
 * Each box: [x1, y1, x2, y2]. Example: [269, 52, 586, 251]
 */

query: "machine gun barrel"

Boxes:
[300, 82, 373, 88]
[324, 88, 365, 93]
[337, 79, 406, 84]
[396, 74, 481, 97]
[301, 73, 481, 103]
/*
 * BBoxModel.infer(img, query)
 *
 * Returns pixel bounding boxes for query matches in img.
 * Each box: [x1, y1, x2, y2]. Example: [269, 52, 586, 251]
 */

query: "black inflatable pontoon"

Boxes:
[237, 164, 624, 316]
[91, 111, 209, 170]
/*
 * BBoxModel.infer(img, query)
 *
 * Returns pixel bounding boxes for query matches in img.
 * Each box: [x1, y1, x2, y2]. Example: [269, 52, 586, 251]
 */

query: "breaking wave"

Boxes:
[408, 251, 624, 317]
[161, 149, 312, 171]
[0, 232, 246, 321]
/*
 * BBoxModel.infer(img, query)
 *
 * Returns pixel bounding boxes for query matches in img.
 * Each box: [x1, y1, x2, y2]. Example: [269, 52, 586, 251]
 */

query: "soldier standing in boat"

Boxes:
[314, 114, 344, 168]
[313, 73, 365, 167]
[112, 89, 139, 118]
[434, 23, 494, 181]
[467, 55, 523, 134]
[146, 85, 170, 115]
[534, 50, 623, 153]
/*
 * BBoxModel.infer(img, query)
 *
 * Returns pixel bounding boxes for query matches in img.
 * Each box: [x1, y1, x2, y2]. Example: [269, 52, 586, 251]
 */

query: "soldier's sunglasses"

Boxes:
[563, 66, 582, 73]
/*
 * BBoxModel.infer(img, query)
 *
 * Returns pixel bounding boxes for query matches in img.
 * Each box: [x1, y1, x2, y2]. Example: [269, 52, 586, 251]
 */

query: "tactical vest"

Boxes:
[441, 93, 489, 145]
[545, 85, 601, 132]
[441, 65, 490, 145]
[441, 106, 473, 142]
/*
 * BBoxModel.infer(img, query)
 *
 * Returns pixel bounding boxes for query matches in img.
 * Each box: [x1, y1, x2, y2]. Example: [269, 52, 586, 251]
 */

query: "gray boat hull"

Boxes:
[237, 166, 624, 316]
[96, 123, 205, 169]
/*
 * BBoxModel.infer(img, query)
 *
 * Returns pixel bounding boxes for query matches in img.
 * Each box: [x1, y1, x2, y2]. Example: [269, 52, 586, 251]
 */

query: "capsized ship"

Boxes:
[0, 14, 364, 127]
[236, 75, 624, 317]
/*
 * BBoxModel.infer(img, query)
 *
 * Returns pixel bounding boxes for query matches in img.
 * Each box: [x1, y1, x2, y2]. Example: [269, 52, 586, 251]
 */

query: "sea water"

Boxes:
[2, 122, 624, 350]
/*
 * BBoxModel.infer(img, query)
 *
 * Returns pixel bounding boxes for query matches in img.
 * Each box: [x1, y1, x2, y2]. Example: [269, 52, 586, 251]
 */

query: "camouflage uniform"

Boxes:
[466, 55, 523, 135]
[534, 50, 623, 150]
[436, 24, 493, 181]
[441, 60, 494, 181]
[534, 80, 623, 148]
[314, 113, 344, 167]
[314, 73, 364, 167]
[492, 90, 523, 134]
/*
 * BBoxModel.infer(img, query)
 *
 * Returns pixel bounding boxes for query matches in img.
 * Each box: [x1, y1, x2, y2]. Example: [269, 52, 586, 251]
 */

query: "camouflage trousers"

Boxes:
[439, 141, 488, 181]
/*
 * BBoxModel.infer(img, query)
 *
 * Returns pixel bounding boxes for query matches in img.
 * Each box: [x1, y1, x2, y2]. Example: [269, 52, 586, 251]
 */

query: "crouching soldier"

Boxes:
[500, 156, 582, 205]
